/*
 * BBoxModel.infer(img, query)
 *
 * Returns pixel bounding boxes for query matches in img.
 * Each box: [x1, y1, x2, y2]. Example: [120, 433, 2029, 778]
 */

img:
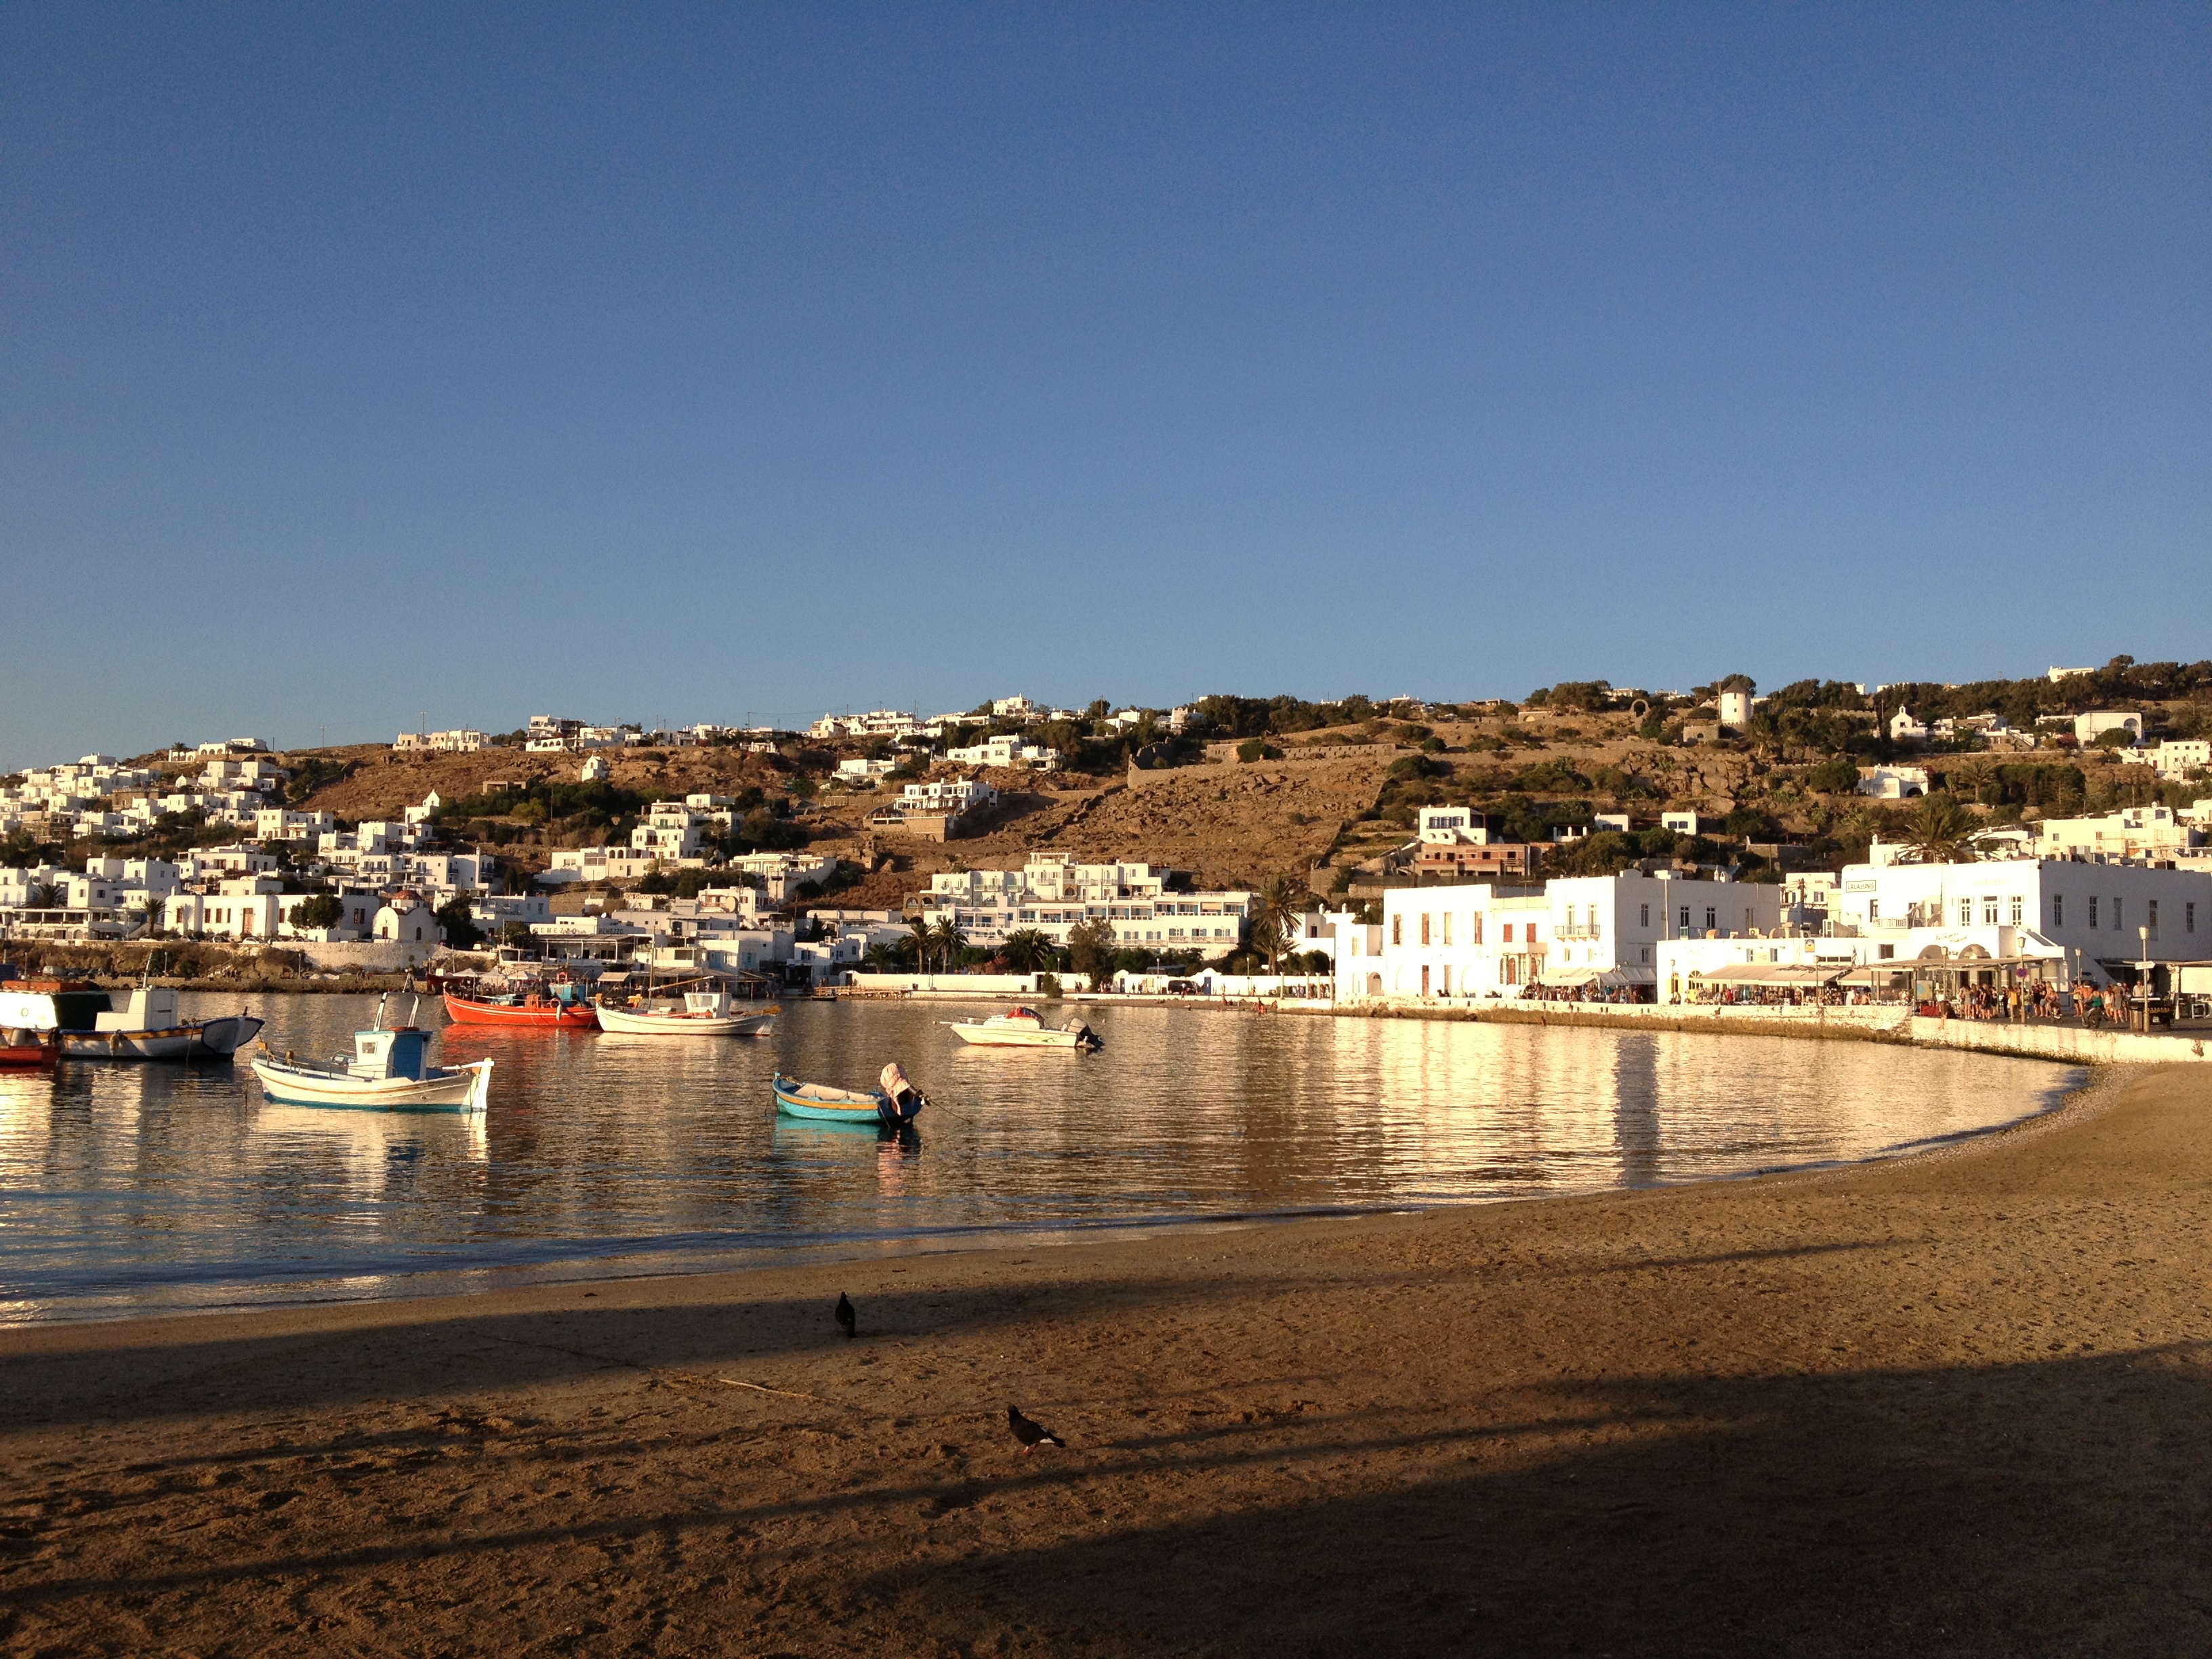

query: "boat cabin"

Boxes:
[682, 989, 731, 1017]
[349, 1027, 432, 1080]
[96, 987, 181, 1032]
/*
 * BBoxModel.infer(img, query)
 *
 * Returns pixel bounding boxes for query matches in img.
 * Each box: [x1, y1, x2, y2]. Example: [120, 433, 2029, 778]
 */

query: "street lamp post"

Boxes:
[2138, 924, 2153, 1033]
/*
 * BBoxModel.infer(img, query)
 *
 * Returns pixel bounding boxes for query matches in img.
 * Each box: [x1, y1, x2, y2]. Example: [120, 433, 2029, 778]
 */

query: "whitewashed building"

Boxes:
[1347, 872, 1782, 1001]
[1833, 856, 2210, 981]
[2033, 806, 2203, 861]
[2074, 711, 2142, 745]
[914, 854, 1252, 956]
[2145, 739, 2209, 781]
[945, 734, 1057, 771]
[1858, 766, 1930, 800]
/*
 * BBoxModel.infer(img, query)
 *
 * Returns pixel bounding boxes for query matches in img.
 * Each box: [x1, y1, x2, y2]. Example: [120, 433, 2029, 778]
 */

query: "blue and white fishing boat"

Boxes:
[250, 999, 492, 1113]
[773, 1062, 925, 1126]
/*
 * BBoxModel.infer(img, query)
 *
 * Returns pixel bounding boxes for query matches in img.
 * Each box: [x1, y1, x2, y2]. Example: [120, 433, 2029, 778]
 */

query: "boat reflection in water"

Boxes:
[256, 1102, 489, 1177]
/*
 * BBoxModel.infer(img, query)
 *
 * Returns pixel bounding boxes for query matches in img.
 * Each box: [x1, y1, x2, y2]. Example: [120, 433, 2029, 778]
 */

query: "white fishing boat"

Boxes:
[56, 985, 264, 1061]
[942, 1006, 1101, 1050]
[0, 980, 264, 1061]
[594, 985, 777, 1037]
[249, 1002, 491, 1113]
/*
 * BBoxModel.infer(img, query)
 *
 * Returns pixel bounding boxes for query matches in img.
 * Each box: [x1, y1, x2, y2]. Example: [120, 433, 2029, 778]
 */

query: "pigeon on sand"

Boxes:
[1007, 1405, 1065, 1453]
[836, 1292, 856, 1339]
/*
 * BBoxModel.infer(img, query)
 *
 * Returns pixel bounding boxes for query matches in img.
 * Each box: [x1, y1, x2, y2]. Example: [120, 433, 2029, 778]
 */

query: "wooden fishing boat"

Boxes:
[249, 1008, 492, 1113]
[773, 1067, 925, 1126]
[2, 980, 262, 1061]
[442, 983, 600, 1029]
[943, 1006, 1101, 1050]
[596, 985, 776, 1036]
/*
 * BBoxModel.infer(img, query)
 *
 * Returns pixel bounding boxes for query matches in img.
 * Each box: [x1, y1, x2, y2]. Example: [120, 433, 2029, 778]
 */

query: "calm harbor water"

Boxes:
[0, 992, 2078, 1321]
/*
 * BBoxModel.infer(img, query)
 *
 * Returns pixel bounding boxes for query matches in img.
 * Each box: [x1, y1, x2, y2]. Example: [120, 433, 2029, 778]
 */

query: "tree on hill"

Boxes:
[1804, 756, 1860, 794]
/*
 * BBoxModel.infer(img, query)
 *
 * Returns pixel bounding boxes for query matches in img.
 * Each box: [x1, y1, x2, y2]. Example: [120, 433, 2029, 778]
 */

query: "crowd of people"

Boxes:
[1678, 983, 1875, 1008]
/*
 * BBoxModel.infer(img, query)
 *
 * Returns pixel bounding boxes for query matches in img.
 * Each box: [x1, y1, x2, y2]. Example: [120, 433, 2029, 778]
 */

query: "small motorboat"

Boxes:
[596, 984, 777, 1036]
[249, 999, 492, 1113]
[943, 1006, 1101, 1050]
[442, 978, 600, 1029]
[773, 1061, 926, 1126]
[1, 980, 262, 1061]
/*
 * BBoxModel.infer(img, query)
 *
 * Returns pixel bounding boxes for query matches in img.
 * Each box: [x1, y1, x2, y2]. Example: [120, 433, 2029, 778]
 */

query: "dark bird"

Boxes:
[1007, 1405, 1065, 1454]
[835, 1292, 856, 1339]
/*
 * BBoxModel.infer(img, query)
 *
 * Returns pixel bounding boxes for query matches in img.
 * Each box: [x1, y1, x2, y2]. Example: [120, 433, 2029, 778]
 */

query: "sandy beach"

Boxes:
[1, 1063, 2207, 1657]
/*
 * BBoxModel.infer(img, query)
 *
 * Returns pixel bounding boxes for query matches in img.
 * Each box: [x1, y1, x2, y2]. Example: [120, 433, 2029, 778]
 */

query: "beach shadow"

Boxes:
[4, 1347, 2205, 1656]
[847, 1344, 2212, 1656]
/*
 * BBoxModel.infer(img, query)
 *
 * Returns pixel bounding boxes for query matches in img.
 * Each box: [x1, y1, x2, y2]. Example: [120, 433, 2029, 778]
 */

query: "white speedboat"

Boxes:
[943, 1006, 1101, 1050]
[595, 986, 777, 1036]
[250, 1011, 492, 1113]
[0, 980, 264, 1061]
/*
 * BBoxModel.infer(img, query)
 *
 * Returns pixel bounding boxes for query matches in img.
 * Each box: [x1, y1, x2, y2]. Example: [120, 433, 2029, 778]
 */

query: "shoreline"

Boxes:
[3, 1048, 2083, 1332]
[1, 1063, 2203, 1653]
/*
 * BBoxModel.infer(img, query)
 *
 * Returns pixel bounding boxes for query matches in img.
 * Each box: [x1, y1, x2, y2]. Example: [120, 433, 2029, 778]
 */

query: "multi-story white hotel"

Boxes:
[914, 854, 1252, 955]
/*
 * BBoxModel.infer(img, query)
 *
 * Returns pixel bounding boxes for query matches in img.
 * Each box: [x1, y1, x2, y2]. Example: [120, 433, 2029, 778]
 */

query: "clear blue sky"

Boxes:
[3, 4, 2205, 767]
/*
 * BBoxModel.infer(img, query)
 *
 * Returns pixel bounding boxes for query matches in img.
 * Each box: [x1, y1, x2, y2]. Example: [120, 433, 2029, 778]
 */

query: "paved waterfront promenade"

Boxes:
[1331, 996, 2212, 1065]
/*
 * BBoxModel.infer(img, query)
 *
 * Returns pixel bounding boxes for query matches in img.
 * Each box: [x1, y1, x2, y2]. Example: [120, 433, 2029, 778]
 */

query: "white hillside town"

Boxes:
[3, 674, 2210, 1020]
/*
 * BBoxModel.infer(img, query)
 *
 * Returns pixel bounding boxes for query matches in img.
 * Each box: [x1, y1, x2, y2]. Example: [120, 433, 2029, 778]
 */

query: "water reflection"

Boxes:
[0, 992, 2078, 1319]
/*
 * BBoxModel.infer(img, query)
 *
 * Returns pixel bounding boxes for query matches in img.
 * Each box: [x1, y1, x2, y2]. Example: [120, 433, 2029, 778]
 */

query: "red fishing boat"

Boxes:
[441, 983, 600, 1029]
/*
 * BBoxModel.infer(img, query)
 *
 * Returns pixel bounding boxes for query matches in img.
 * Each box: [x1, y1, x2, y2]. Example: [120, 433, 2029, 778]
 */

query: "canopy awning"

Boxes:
[1536, 966, 1643, 988]
[1840, 956, 2060, 985]
[1688, 963, 1851, 986]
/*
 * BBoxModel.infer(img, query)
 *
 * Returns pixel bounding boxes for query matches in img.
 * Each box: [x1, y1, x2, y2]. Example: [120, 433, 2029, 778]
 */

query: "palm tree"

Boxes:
[25, 881, 63, 911]
[1248, 871, 1309, 975]
[999, 928, 1053, 974]
[1904, 793, 1976, 864]
[1947, 756, 1999, 807]
[934, 918, 968, 973]
[901, 924, 936, 972]
[864, 941, 899, 973]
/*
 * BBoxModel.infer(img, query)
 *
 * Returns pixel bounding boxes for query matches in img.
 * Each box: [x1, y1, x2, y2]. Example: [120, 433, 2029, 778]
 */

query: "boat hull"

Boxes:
[0, 1038, 59, 1068]
[249, 1056, 493, 1113]
[772, 1073, 922, 1124]
[442, 993, 598, 1029]
[596, 1005, 773, 1036]
[60, 1015, 265, 1060]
